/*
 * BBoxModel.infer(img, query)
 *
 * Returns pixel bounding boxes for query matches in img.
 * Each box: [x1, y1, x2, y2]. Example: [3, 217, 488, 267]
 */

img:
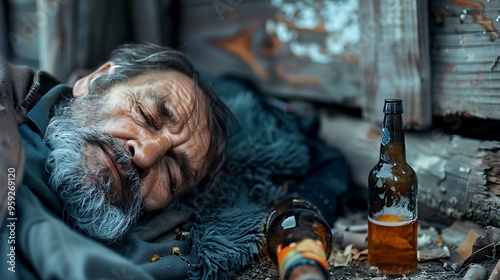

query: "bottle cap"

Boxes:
[383, 99, 403, 114]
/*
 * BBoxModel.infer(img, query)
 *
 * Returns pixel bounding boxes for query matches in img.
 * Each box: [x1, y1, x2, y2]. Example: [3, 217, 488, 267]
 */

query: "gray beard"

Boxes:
[44, 97, 143, 242]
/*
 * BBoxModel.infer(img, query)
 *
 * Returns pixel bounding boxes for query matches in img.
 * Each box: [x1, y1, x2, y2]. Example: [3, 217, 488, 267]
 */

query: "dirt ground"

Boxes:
[235, 199, 499, 280]
[236, 257, 499, 280]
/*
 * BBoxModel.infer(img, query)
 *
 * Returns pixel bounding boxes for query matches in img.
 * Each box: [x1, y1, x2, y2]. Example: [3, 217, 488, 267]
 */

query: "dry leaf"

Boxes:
[353, 248, 368, 261]
[333, 244, 353, 267]
[458, 226, 500, 270]
[454, 229, 479, 261]
[473, 226, 500, 252]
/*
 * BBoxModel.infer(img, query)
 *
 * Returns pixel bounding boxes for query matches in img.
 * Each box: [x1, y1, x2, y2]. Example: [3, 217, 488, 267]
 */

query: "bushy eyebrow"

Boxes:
[143, 88, 180, 126]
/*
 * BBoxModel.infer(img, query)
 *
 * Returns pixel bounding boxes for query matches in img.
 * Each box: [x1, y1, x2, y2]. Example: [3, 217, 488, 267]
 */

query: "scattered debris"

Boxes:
[453, 229, 480, 263]
[458, 226, 500, 270]
[462, 264, 487, 280]
[172, 246, 190, 264]
[437, 230, 445, 248]
[352, 248, 368, 262]
[331, 229, 368, 250]
[150, 253, 161, 262]
[418, 233, 433, 248]
[489, 259, 500, 280]
[330, 244, 353, 267]
[418, 246, 451, 262]
[270, 205, 500, 279]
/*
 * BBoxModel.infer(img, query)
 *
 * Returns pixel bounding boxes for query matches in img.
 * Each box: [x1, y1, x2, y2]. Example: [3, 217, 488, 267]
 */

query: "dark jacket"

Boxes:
[1, 50, 61, 222]
[0, 51, 154, 280]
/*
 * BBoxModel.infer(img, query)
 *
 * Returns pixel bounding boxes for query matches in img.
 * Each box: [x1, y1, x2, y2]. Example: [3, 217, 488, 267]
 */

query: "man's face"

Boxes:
[87, 71, 211, 209]
[45, 69, 211, 241]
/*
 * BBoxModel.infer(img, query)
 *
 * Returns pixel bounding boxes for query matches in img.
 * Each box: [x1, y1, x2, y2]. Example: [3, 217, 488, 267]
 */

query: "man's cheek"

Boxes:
[142, 188, 170, 211]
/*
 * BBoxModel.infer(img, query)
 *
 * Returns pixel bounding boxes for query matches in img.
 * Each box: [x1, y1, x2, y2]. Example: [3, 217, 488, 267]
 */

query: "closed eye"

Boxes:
[137, 103, 156, 128]
[146, 89, 181, 126]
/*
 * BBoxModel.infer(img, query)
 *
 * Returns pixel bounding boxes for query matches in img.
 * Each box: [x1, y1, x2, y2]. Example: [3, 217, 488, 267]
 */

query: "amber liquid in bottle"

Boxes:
[367, 99, 418, 276]
[266, 198, 333, 280]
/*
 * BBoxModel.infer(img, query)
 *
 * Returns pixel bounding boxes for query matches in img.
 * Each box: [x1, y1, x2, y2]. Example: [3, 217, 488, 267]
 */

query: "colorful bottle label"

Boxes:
[277, 238, 329, 279]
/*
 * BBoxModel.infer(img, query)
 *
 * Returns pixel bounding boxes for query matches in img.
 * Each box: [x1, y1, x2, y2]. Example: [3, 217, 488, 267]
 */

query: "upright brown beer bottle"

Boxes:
[266, 198, 333, 280]
[367, 99, 418, 276]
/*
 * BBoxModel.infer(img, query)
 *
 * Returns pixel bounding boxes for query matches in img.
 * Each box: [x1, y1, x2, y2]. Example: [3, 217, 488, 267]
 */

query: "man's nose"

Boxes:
[125, 136, 171, 175]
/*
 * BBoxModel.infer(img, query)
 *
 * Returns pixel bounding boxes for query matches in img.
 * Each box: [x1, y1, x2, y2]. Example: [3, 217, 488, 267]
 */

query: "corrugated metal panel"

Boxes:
[429, 0, 500, 120]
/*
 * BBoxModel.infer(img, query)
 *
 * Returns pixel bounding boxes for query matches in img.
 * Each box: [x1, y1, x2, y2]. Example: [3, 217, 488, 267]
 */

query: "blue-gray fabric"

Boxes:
[0, 76, 350, 280]
[0, 85, 154, 280]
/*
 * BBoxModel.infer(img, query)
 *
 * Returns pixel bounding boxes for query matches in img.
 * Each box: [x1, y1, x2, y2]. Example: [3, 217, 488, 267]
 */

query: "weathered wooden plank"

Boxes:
[319, 113, 500, 227]
[429, 0, 500, 120]
[179, 0, 362, 106]
[358, 0, 432, 130]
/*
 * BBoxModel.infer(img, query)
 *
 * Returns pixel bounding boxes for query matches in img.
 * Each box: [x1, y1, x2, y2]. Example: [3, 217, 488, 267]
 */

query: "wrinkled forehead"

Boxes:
[129, 71, 207, 117]
[126, 70, 198, 100]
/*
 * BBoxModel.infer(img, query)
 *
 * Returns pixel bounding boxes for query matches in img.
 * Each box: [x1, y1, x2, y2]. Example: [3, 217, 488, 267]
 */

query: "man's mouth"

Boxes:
[100, 145, 127, 205]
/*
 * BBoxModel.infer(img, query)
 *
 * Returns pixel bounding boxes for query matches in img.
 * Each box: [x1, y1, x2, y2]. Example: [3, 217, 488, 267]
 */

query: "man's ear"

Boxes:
[72, 62, 115, 98]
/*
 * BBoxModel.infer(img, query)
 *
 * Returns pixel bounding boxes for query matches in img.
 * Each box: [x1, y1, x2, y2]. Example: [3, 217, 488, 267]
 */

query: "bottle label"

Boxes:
[381, 128, 391, 146]
[277, 239, 329, 279]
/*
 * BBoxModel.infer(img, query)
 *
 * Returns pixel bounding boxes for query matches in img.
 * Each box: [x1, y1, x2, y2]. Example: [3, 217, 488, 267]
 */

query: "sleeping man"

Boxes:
[0, 43, 350, 279]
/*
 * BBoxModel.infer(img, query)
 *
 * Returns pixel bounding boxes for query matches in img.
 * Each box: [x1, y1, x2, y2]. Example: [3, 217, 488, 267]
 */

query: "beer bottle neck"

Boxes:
[379, 112, 406, 163]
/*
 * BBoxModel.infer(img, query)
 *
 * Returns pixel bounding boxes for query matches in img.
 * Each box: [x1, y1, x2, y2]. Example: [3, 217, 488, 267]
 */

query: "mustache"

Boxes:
[86, 132, 133, 175]
[45, 116, 144, 242]
[85, 131, 142, 210]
